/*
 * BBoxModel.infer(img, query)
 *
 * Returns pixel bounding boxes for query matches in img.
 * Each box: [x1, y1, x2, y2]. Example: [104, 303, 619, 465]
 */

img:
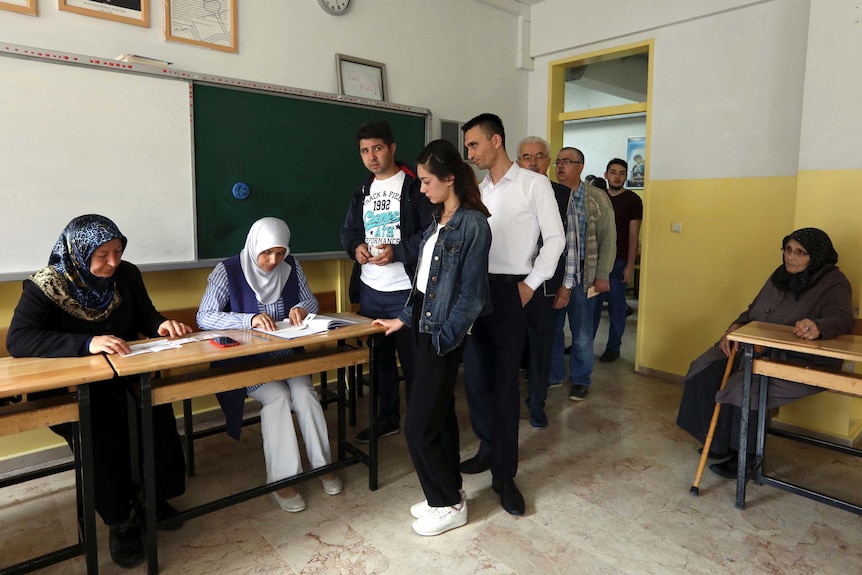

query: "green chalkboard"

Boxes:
[193, 84, 428, 259]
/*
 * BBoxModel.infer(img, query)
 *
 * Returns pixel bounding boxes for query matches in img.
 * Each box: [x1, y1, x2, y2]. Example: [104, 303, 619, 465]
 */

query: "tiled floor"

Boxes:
[3, 306, 862, 574]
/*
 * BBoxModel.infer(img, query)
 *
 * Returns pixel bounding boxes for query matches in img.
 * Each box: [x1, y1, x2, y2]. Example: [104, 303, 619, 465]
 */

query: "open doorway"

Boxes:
[547, 40, 652, 369]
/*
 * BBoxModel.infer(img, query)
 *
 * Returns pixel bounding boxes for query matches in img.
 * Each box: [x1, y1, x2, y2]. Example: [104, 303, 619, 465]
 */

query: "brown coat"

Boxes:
[686, 266, 854, 410]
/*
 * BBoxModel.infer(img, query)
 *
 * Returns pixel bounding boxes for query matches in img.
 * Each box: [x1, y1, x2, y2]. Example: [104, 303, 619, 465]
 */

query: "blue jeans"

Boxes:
[592, 259, 628, 352]
[550, 285, 596, 387]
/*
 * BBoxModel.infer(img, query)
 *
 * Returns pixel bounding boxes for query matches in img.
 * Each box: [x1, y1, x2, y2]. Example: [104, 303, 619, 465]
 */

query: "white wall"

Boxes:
[798, 0, 862, 170]
[563, 116, 646, 180]
[527, 0, 810, 181]
[0, 0, 529, 150]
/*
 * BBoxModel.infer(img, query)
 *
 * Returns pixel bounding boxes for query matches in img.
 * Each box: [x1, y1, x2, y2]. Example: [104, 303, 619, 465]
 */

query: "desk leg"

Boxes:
[369, 335, 379, 491]
[754, 372, 770, 485]
[735, 343, 753, 509]
[183, 399, 195, 477]
[77, 383, 98, 575]
[138, 373, 159, 575]
[337, 365, 346, 461]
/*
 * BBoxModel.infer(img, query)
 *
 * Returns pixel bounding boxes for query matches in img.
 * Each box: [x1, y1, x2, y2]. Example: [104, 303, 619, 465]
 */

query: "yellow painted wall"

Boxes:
[0, 257, 350, 461]
[773, 169, 862, 436]
[637, 176, 797, 375]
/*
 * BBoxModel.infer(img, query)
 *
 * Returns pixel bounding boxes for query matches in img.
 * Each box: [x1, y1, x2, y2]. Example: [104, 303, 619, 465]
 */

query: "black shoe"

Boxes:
[109, 514, 145, 569]
[568, 384, 589, 401]
[563, 345, 572, 355]
[626, 306, 634, 317]
[529, 409, 548, 430]
[354, 420, 400, 444]
[492, 477, 525, 516]
[156, 499, 184, 531]
[599, 349, 620, 363]
[459, 453, 491, 474]
[709, 454, 754, 479]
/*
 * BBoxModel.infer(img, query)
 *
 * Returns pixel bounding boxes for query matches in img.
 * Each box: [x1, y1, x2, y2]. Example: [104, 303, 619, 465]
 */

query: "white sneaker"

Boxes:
[320, 475, 343, 496]
[410, 490, 466, 518]
[271, 491, 306, 513]
[411, 502, 467, 536]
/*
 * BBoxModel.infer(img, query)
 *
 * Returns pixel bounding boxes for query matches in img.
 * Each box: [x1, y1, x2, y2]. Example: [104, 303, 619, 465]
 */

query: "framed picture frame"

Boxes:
[0, 0, 37, 15]
[58, 0, 148, 27]
[165, 0, 237, 53]
[626, 136, 646, 189]
[336, 54, 388, 102]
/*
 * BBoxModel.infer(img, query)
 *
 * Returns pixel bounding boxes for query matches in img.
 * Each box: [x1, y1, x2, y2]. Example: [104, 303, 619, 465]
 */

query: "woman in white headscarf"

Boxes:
[197, 217, 342, 512]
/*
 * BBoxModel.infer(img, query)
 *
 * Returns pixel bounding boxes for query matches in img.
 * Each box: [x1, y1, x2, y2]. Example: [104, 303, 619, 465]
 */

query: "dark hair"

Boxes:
[591, 177, 608, 191]
[417, 139, 490, 218]
[462, 113, 506, 149]
[355, 121, 395, 146]
[607, 158, 628, 172]
[558, 146, 585, 163]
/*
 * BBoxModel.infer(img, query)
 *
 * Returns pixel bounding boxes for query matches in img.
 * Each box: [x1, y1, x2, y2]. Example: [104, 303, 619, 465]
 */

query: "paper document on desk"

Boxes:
[123, 334, 213, 357]
[262, 314, 358, 340]
[586, 286, 599, 298]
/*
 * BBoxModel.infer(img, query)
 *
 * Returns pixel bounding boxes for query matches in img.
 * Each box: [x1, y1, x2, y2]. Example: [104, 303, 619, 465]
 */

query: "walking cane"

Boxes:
[690, 347, 737, 496]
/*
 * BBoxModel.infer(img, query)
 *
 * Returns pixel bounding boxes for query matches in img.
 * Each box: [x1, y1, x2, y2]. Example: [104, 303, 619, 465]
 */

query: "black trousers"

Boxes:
[405, 302, 463, 507]
[51, 378, 186, 525]
[463, 281, 526, 479]
[524, 290, 558, 413]
[676, 358, 757, 455]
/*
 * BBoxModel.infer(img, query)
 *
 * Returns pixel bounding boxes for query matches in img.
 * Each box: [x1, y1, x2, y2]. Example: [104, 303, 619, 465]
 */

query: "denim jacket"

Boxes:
[399, 207, 492, 355]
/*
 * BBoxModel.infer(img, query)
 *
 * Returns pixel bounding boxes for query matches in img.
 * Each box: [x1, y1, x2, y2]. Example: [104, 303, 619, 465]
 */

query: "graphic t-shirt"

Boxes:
[360, 170, 412, 292]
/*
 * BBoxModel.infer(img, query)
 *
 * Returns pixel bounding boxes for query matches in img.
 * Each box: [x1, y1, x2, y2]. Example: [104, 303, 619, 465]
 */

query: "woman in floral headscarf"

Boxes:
[6, 214, 191, 568]
[676, 228, 854, 479]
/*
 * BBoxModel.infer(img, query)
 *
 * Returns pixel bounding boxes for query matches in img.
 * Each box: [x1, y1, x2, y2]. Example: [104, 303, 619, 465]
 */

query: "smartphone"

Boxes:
[210, 336, 240, 348]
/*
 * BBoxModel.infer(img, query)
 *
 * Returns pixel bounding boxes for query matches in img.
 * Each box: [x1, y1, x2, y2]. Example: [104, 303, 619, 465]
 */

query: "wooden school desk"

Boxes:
[726, 321, 862, 514]
[0, 355, 115, 575]
[105, 314, 384, 575]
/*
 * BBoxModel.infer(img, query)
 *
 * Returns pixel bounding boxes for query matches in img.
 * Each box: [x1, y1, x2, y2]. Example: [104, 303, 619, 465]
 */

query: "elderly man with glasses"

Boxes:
[550, 147, 616, 402]
[515, 136, 574, 429]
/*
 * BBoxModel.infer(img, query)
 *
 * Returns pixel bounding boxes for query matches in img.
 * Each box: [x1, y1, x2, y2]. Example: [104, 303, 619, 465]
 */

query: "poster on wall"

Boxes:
[165, 0, 237, 53]
[626, 136, 645, 189]
[59, 0, 148, 27]
[0, 0, 37, 15]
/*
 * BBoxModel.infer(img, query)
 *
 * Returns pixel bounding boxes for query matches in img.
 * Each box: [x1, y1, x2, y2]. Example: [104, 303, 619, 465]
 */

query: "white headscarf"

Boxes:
[239, 217, 293, 305]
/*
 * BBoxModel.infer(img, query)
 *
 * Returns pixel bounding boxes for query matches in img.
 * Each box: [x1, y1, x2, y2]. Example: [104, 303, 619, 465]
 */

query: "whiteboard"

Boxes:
[0, 55, 195, 276]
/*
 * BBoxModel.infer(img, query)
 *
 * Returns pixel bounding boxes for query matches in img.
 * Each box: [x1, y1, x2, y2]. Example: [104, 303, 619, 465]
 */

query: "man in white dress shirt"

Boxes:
[459, 114, 565, 516]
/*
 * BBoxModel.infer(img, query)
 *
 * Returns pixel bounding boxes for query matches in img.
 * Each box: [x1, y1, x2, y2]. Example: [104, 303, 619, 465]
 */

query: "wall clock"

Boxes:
[318, 0, 350, 16]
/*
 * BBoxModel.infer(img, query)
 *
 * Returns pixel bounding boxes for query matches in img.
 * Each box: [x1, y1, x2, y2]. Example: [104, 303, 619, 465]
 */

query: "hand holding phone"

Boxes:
[210, 336, 240, 348]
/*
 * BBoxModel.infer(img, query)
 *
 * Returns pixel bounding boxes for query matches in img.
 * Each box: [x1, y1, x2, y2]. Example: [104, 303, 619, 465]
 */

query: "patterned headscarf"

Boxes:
[770, 227, 838, 296]
[29, 215, 127, 321]
[239, 217, 293, 305]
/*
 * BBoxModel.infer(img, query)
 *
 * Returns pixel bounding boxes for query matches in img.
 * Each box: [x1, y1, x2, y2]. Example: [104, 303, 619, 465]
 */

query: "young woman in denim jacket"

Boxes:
[374, 139, 491, 537]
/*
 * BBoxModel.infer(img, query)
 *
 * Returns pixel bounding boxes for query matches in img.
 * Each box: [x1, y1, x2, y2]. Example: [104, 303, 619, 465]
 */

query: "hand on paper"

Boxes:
[252, 313, 278, 332]
[89, 335, 131, 356]
[288, 307, 308, 326]
[593, 278, 611, 294]
[158, 320, 193, 338]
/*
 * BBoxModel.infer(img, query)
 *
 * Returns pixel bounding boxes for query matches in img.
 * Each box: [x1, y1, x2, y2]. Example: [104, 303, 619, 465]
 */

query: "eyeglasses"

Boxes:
[782, 246, 809, 257]
[553, 158, 583, 167]
[518, 153, 548, 162]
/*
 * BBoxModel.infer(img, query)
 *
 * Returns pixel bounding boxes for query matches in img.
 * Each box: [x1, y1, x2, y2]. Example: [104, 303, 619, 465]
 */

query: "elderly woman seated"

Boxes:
[677, 228, 854, 478]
